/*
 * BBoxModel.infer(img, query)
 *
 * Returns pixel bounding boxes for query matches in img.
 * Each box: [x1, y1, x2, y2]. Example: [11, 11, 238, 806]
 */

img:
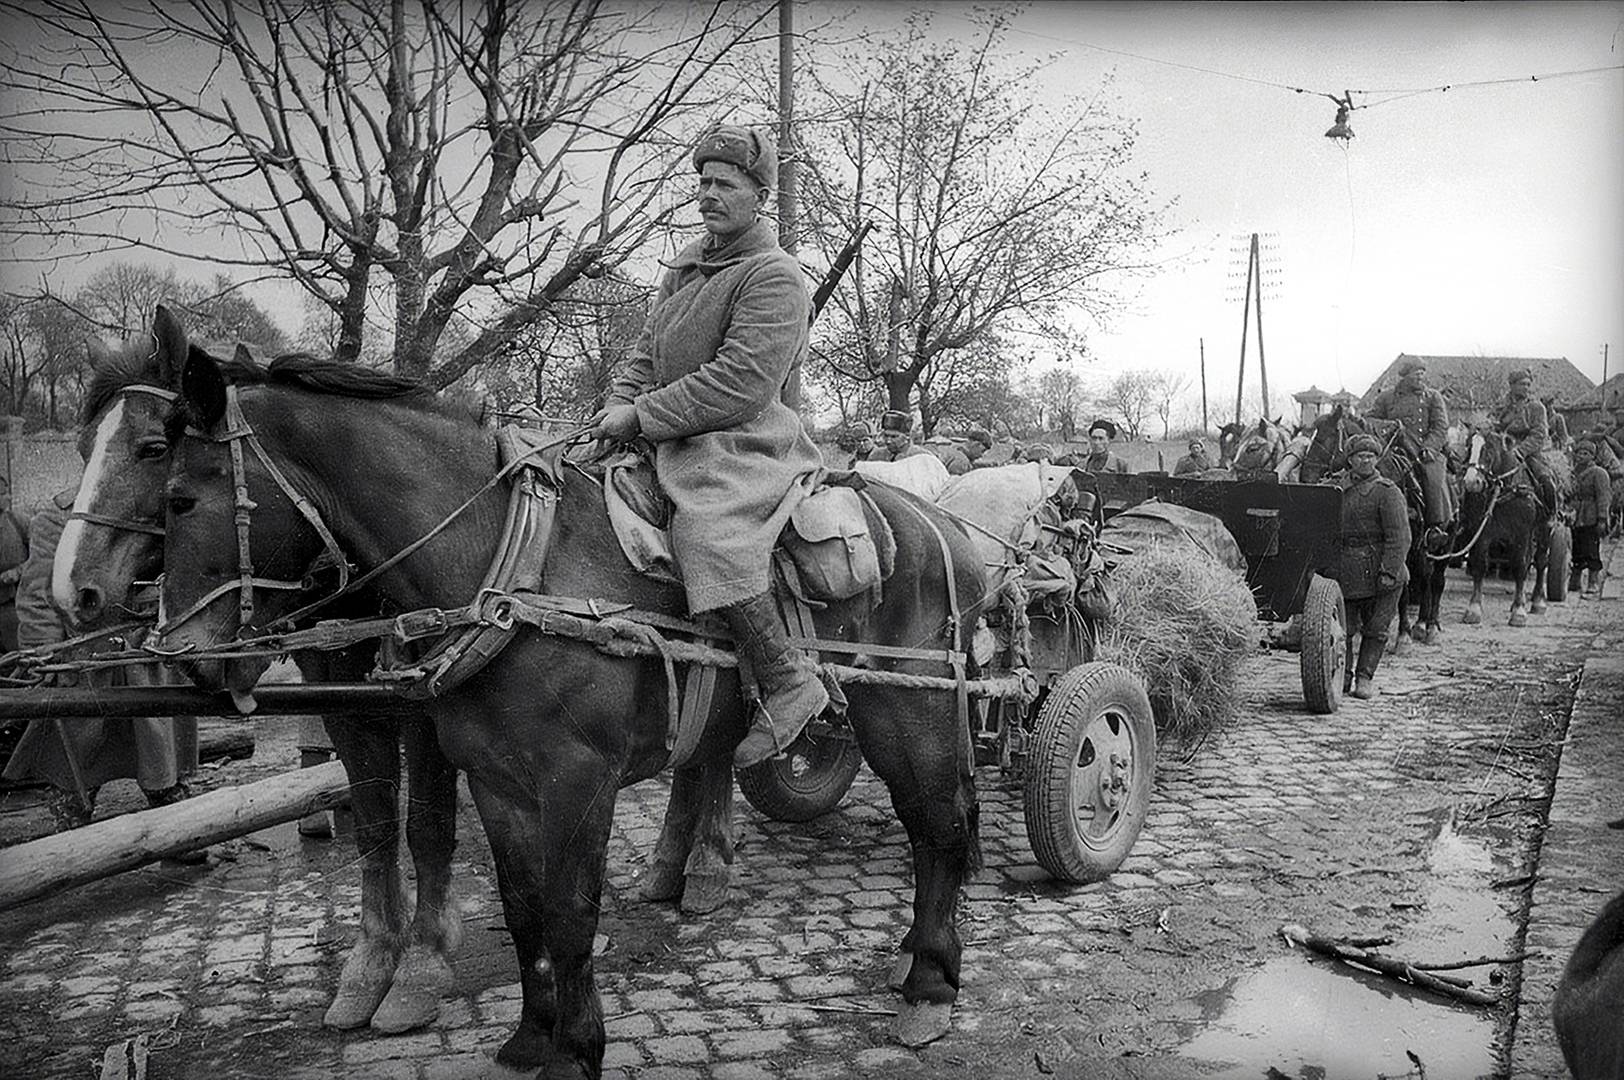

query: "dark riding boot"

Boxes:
[722, 594, 829, 768]
[1570, 567, 1585, 596]
[1352, 636, 1385, 700]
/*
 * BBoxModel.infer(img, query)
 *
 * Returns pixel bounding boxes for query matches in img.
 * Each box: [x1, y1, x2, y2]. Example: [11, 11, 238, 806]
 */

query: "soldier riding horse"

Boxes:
[146, 346, 989, 1078]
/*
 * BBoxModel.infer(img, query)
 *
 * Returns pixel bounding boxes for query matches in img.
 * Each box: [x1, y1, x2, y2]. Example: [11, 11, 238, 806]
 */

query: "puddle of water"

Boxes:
[1401, 810, 1510, 962]
[1180, 957, 1497, 1079]
[1178, 811, 1511, 1079]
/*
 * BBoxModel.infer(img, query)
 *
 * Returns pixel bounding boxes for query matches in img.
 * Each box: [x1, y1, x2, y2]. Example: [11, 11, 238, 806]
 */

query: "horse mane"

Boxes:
[82, 339, 260, 425]
[263, 352, 431, 400]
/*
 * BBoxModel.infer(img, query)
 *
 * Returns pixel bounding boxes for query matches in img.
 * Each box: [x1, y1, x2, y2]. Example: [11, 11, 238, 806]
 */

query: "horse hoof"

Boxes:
[1531, 599, 1547, 615]
[1424, 627, 1442, 646]
[369, 945, 453, 1034]
[1390, 638, 1406, 657]
[887, 951, 915, 992]
[678, 872, 731, 915]
[1462, 608, 1482, 625]
[1509, 611, 1527, 628]
[494, 1018, 550, 1070]
[636, 859, 687, 904]
[324, 941, 399, 1030]
[324, 975, 393, 1031]
[891, 1000, 953, 1047]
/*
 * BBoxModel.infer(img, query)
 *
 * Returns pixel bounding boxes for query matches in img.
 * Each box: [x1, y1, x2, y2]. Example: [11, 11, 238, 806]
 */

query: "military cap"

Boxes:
[1347, 433, 1382, 457]
[1395, 357, 1426, 376]
[1188, 437, 1206, 450]
[878, 410, 914, 434]
[693, 124, 777, 189]
[1088, 418, 1118, 439]
[1022, 443, 1054, 462]
[1508, 367, 1533, 384]
[1574, 439, 1598, 457]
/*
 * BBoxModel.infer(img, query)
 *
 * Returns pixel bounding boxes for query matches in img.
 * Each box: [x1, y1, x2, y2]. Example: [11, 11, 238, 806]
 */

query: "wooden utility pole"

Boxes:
[1253, 236, 1270, 420]
[1232, 233, 1271, 423]
[777, 0, 797, 253]
[1234, 238, 1254, 425]
[1200, 337, 1208, 433]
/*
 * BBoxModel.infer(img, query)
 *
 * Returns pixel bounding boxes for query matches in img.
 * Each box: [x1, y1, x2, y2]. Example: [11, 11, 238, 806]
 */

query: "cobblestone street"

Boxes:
[2, 544, 1620, 1080]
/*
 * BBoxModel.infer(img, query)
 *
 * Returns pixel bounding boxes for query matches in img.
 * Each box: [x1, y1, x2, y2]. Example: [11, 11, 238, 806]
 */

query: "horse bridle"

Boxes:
[153, 384, 592, 649]
[153, 385, 352, 645]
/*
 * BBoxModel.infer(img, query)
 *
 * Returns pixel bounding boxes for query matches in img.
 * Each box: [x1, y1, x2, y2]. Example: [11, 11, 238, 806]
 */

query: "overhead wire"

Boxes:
[985, 15, 1624, 111]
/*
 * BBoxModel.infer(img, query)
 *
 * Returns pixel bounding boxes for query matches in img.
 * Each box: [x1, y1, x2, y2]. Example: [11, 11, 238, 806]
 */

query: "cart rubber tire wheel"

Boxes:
[1022, 661, 1156, 885]
[737, 728, 864, 823]
[1300, 573, 1346, 715]
[1546, 523, 1571, 602]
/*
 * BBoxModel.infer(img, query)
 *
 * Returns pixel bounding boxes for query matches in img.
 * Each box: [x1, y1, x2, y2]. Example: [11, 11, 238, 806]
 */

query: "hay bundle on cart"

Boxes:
[1094, 502, 1257, 743]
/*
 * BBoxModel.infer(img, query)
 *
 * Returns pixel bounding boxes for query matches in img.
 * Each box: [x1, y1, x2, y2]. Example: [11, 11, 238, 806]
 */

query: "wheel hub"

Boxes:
[1095, 749, 1130, 810]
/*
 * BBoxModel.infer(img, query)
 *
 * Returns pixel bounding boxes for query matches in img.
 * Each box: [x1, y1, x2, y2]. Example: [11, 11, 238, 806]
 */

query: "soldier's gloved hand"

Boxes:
[1378, 571, 1398, 590]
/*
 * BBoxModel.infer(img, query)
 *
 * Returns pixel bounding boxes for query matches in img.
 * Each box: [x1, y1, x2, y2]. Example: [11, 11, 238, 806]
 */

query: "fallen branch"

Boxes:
[1279, 923, 1500, 1006]
[739, 999, 897, 1017]
[1411, 951, 1541, 971]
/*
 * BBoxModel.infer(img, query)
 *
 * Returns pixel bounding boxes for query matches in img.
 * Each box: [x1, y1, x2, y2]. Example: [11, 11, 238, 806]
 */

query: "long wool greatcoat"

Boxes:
[608, 218, 822, 613]
[1367, 386, 1449, 453]
[1338, 473, 1411, 600]
[2, 491, 197, 793]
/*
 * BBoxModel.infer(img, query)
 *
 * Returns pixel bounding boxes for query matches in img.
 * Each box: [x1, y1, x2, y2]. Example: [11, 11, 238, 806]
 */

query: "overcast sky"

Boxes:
[882, 1, 1624, 413]
[3, 1, 1619, 420]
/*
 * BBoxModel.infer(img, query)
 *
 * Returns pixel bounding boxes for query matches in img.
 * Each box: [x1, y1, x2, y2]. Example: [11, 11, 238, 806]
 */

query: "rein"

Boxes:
[1427, 436, 1519, 562]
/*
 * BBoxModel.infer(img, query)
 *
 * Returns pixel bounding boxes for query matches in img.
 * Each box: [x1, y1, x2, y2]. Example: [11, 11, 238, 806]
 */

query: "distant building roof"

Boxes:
[1360, 355, 1595, 414]
[1293, 386, 1331, 404]
[1329, 388, 1358, 405]
[1601, 373, 1624, 410]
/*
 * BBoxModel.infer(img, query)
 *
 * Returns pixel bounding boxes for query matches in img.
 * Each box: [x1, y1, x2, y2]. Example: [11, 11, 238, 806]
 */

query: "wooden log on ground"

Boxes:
[1280, 922, 1500, 1006]
[0, 760, 350, 913]
[199, 725, 256, 763]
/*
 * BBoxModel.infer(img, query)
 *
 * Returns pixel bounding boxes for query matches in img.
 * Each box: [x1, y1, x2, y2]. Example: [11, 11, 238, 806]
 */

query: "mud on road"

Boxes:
[0, 559, 1616, 1080]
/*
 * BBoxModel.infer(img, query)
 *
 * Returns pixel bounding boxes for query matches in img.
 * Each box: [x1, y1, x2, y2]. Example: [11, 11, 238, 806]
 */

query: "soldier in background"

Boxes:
[1495, 368, 1560, 522]
[0, 477, 27, 654]
[830, 419, 875, 469]
[960, 428, 994, 469]
[1569, 440, 1611, 598]
[1173, 437, 1215, 476]
[1338, 434, 1411, 700]
[1080, 419, 1130, 475]
[926, 434, 974, 475]
[3, 484, 204, 853]
[867, 410, 930, 462]
[1366, 356, 1453, 527]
